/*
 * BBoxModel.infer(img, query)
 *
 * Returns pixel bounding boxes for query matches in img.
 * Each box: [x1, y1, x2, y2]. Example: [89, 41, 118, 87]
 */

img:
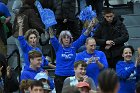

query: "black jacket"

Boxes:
[94, 16, 129, 58]
[54, 0, 77, 21]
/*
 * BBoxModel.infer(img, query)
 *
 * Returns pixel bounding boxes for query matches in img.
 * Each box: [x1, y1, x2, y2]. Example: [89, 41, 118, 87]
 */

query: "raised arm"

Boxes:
[49, 27, 60, 51]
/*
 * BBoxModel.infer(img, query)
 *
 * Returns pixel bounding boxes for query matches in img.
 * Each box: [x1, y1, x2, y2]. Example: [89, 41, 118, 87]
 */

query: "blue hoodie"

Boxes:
[20, 67, 54, 90]
[50, 34, 88, 76]
[18, 36, 48, 69]
[116, 61, 140, 93]
[75, 50, 108, 86]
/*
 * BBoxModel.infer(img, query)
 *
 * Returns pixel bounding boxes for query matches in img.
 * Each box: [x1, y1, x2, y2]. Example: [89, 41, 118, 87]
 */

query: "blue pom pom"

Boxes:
[79, 5, 96, 21]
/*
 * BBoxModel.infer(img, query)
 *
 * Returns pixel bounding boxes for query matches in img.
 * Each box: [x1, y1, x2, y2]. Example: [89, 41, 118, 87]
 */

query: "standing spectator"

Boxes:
[17, 16, 55, 70]
[0, 53, 19, 93]
[75, 37, 108, 86]
[48, 18, 96, 93]
[98, 69, 120, 93]
[94, 9, 129, 69]
[54, 0, 81, 41]
[116, 45, 140, 93]
[0, 1, 11, 56]
[12, 0, 45, 63]
[62, 61, 96, 90]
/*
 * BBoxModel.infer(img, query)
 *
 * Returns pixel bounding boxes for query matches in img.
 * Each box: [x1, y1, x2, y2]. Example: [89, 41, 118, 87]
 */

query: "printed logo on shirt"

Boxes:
[61, 54, 74, 60]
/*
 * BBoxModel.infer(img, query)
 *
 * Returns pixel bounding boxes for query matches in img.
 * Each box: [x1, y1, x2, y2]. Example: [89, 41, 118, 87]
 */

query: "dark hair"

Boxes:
[74, 60, 87, 68]
[103, 8, 114, 15]
[30, 80, 43, 90]
[98, 69, 119, 93]
[62, 86, 80, 93]
[28, 50, 42, 59]
[136, 81, 140, 93]
[120, 45, 135, 55]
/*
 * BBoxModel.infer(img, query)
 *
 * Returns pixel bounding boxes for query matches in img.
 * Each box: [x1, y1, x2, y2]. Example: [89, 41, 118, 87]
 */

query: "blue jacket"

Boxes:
[18, 36, 48, 69]
[75, 50, 108, 86]
[50, 34, 88, 76]
[20, 67, 54, 90]
[116, 61, 140, 93]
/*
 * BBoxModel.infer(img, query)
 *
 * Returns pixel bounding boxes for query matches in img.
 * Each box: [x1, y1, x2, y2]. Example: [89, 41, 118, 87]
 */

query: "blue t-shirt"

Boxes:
[50, 34, 88, 76]
[116, 61, 140, 93]
[18, 36, 49, 69]
[0, 2, 11, 17]
[75, 50, 108, 86]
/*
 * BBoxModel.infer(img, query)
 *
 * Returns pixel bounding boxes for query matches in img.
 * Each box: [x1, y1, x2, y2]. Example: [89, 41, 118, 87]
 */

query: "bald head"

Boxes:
[85, 37, 96, 54]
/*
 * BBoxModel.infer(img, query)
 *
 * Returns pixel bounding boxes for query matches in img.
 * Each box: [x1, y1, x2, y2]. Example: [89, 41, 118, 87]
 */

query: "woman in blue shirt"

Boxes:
[48, 19, 95, 93]
[116, 45, 140, 93]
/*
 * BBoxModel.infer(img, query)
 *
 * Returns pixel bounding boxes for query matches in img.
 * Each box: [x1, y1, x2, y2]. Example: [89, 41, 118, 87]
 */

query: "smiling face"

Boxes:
[30, 57, 42, 68]
[86, 39, 96, 54]
[74, 64, 86, 79]
[122, 48, 133, 62]
[28, 34, 37, 47]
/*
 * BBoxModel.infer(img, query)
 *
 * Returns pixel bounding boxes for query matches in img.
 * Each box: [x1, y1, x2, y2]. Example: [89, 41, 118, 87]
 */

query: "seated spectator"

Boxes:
[34, 72, 54, 90]
[0, 53, 19, 93]
[62, 60, 96, 91]
[29, 80, 44, 93]
[17, 16, 55, 70]
[76, 82, 91, 93]
[116, 45, 140, 93]
[19, 79, 33, 93]
[62, 86, 80, 93]
[20, 50, 54, 91]
[98, 69, 120, 93]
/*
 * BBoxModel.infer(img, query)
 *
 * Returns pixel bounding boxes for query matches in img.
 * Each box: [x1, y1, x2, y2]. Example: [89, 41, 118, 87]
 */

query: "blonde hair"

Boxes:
[83, 18, 99, 29]
[58, 30, 73, 45]
[24, 29, 40, 42]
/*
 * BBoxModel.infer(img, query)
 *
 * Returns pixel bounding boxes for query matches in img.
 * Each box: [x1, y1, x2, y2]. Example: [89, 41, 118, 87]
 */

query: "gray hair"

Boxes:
[58, 30, 73, 45]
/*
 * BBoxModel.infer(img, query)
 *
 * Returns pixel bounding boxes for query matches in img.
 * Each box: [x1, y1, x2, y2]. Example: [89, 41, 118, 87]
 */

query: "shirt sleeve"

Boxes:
[50, 36, 60, 51]
[72, 34, 88, 50]
[116, 62, 136, 79]
[18, 36, 30, 52]
[100, 51, 108, 69]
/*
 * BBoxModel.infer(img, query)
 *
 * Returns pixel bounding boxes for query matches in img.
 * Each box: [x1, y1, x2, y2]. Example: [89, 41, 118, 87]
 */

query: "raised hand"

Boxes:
[6, 66, 11, 78]
[0, 66, 3, 77]
[17, 15, 24, 27]
[48, 27, 54, 38]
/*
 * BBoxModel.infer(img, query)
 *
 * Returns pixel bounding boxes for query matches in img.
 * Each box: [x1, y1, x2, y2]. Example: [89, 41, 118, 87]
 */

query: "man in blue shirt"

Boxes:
[75, 37, 108, 86]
